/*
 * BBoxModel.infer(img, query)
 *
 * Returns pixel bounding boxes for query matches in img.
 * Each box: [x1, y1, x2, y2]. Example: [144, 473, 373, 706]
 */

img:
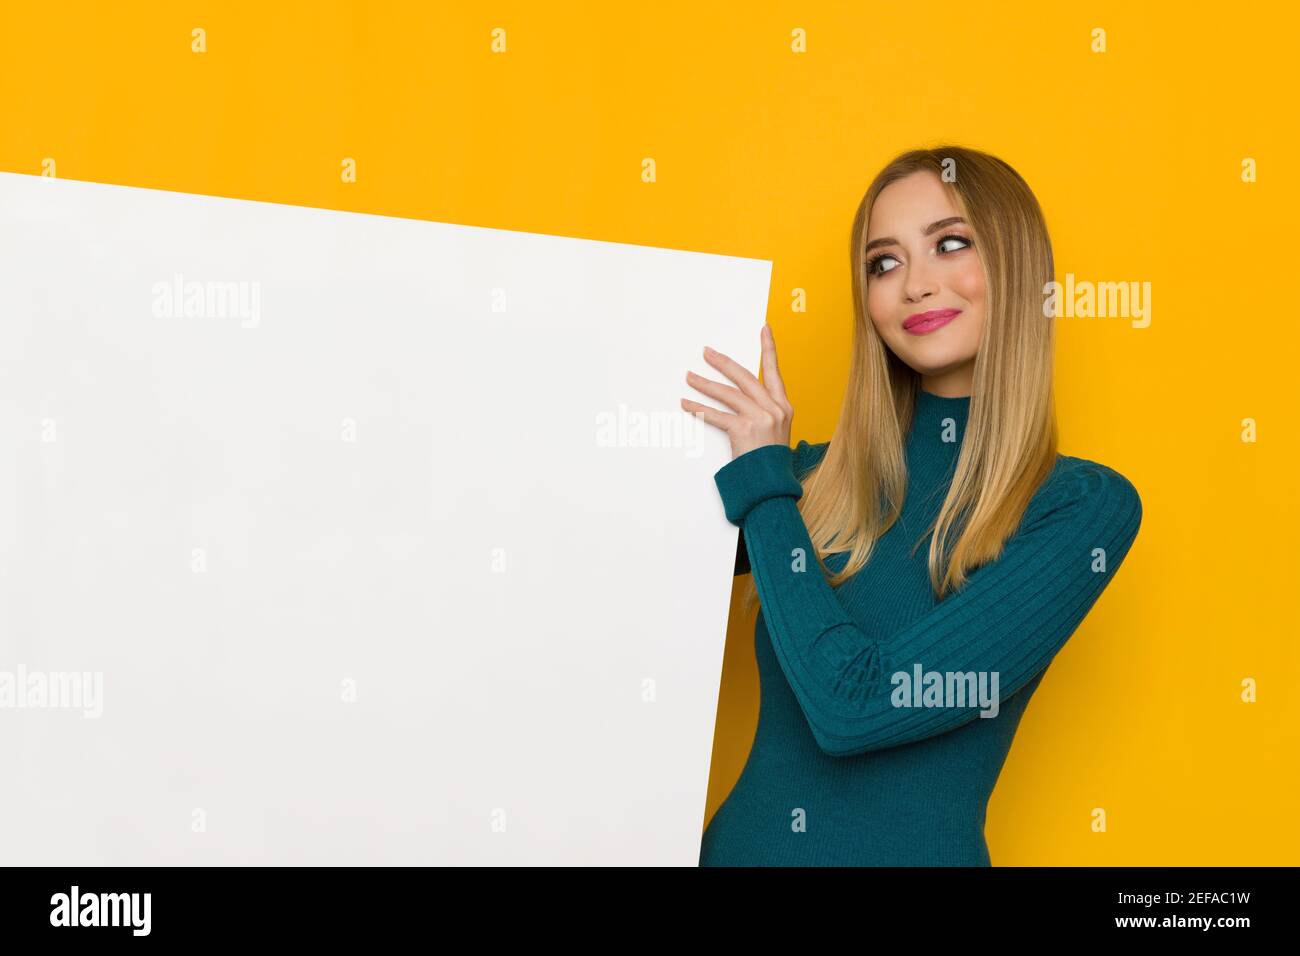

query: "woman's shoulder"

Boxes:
[1029, 454, 1143, 529]
[792, 438, 831, 481]
[790, 441, 1141, 530]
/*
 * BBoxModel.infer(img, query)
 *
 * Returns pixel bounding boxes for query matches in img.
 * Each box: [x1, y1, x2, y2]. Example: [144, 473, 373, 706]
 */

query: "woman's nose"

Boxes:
[904, 274, 939, 303]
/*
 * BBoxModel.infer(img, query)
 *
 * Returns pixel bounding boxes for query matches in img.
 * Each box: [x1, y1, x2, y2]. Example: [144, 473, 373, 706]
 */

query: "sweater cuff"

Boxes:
[713, 443, 805, 526]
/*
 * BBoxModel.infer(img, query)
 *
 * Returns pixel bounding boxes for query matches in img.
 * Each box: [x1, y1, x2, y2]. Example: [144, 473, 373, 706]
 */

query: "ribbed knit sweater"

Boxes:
[699, 389, 1142, 866]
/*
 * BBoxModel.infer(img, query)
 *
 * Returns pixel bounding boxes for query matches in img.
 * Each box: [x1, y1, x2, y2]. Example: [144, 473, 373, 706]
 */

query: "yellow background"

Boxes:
[3, 1, 1296, 864]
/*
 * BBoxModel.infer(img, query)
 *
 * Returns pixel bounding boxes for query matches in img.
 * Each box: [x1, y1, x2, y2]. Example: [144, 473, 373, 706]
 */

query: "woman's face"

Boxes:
[863, 170, 985, 395]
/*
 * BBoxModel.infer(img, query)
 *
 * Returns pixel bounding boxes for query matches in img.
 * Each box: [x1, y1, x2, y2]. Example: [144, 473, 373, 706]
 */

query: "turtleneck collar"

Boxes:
[907, 388, 970, 468]
[913, 388, 970, 428]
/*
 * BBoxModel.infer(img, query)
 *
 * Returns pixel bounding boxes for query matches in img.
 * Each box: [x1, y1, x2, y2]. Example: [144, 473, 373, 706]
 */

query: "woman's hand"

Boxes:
[681, 323, 793, 460]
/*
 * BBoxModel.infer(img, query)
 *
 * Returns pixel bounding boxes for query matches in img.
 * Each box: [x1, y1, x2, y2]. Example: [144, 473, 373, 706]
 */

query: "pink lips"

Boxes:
[903, 308, 962, 334]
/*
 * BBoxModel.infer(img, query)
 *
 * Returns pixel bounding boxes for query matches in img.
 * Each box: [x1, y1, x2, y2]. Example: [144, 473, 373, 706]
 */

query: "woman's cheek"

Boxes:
[952, 261, 986, 306]
[866, 287, 892, 334]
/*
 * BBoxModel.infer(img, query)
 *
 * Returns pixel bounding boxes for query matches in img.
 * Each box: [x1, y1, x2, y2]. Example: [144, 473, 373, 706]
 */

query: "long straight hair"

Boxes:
[743, 145, 1059, 613]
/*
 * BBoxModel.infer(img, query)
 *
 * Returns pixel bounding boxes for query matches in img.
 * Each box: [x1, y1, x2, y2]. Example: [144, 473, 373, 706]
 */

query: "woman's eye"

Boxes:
[867, 254, 900, 276]
[867, 235, 971, 278]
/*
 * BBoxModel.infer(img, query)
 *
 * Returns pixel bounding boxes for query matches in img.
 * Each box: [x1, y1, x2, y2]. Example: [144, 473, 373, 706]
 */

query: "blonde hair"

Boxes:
[742, 144, 1058, 613]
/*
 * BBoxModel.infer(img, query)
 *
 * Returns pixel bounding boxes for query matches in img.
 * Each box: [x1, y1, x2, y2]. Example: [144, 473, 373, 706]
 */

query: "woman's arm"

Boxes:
[732, 441, 826, 577]
[714, 440, 1143, 757]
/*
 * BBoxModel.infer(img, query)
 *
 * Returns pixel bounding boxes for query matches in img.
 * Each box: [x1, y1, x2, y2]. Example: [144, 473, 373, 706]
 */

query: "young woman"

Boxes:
[680, 145, 1143, 866]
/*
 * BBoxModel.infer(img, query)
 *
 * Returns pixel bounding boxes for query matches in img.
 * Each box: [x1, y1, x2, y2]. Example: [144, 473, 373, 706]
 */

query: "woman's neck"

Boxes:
[919, 365, 973, 398]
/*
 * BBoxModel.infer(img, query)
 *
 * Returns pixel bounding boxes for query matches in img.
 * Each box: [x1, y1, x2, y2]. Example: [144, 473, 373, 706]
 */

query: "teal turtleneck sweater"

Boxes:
[699, 389, 1142, 866]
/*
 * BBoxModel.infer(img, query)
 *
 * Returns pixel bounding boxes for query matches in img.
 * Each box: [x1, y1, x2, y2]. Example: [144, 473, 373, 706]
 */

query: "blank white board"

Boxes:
[0, 172, 771, 865]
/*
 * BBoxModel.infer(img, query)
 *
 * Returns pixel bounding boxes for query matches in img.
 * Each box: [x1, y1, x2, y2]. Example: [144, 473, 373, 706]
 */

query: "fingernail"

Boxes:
[704, 346, 715, 355]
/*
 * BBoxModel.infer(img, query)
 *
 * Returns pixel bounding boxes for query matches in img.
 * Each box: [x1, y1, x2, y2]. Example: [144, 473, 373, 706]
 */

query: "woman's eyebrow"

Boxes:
[864, 216, 968, 254]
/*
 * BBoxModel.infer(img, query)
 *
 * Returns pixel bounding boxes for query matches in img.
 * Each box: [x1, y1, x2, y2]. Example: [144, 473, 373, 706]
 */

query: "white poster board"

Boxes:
[0, 172, 771, 865]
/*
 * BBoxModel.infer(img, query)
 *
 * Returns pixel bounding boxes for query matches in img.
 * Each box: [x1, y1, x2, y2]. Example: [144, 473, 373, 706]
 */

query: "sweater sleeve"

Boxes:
[712, 441, 1142, 757]
[731, 442, 827, 575]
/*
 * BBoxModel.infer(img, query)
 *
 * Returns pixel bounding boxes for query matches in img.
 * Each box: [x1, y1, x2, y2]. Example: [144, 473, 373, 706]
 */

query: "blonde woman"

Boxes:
[681, 145, 1142, 866]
